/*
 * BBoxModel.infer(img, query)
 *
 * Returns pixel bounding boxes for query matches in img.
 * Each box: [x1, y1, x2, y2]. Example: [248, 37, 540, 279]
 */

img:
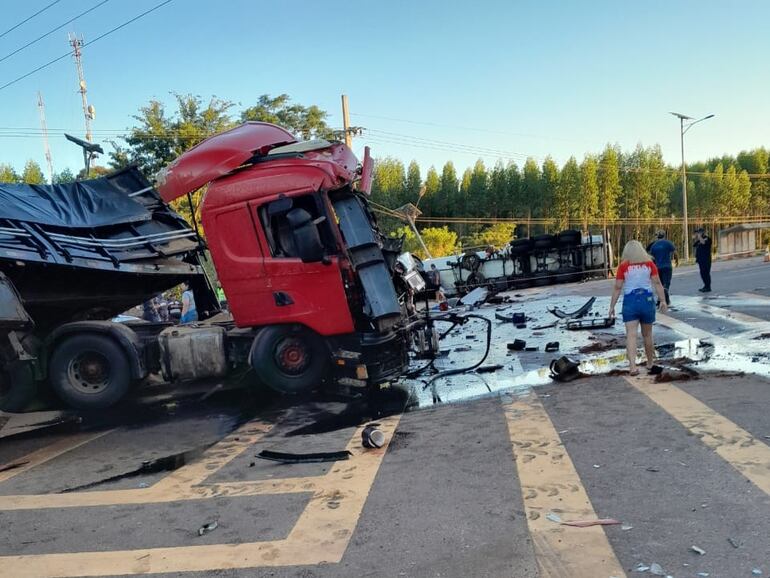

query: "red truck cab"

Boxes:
[158, 122, 416, 394]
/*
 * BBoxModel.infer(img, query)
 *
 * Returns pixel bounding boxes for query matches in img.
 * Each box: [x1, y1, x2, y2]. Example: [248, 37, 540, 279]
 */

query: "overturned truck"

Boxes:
[0, 122, 429, 411]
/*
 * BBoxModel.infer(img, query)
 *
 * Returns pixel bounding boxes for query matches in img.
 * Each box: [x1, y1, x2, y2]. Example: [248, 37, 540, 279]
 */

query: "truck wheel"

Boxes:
[0, 361, 37, 412]
[49, 334, 131, 410]
[250, 326, 329, 394]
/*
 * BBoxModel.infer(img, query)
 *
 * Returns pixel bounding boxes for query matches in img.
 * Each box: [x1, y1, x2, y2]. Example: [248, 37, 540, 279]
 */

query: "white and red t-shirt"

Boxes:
[616, 260, 658, 294]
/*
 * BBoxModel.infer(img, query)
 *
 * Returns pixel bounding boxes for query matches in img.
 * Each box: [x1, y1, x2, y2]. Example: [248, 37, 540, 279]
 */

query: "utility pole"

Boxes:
[37, 91, 54, 183]
[69, 34, 94, 143]
[669, 112, 714, 262]
[341, 94, 352, 148]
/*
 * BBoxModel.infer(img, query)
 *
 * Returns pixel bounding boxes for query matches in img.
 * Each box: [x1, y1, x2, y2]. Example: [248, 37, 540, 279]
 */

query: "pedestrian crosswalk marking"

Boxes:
[627, 376, 770, 497]
[503, 395, 626, 578]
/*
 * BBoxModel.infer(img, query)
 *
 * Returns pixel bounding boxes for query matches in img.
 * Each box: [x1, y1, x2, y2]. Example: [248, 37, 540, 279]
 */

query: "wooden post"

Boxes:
[341, 94, 352, 148]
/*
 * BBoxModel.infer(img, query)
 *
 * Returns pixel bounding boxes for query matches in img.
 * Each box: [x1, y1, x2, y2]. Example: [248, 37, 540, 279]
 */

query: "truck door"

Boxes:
[248, 194, 355, 336]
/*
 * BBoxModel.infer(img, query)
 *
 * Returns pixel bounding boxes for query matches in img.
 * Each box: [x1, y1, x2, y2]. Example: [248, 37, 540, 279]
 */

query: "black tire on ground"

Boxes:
[557, 229, 581, 247]
[48, 334, 132, 410]
[533, 234, 557, 250]
[250, 325, 329, 395]
[0, 361, 38, 412]
[465, 271, 486, 289]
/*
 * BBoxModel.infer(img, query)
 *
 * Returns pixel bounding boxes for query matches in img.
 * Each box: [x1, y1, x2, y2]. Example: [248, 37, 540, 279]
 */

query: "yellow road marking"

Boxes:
[503, 395, 626, 578]
[0, 415, 401, 576]
[0, 429, 115, 485]
[0, 419, 272, 511]
[627, 376, 770, 496]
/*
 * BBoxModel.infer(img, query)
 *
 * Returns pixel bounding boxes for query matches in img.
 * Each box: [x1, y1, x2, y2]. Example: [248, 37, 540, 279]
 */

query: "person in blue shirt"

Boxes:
[648, 230, 677, 305]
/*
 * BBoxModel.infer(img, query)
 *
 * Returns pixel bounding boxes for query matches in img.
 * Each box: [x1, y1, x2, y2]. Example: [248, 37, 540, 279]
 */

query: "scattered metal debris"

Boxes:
[549, 356, 582, 382]
[548, 296, 596, 319]
[727, 537, 740, 548]
[525, 346, 538, 351]
[545, 512, 562, 523]
[691, 545, 706, 555]
[257, 449, 352, 463]
[458, 287, 488, 307]
[198, 521, 218, 536]
[621, 524, 633, 531]
[649, 562, 665, 576]
[752, 569, 763, 576]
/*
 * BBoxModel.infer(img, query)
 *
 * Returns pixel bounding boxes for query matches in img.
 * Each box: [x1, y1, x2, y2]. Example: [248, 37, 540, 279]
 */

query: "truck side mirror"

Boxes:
[286, 208, 324, 263]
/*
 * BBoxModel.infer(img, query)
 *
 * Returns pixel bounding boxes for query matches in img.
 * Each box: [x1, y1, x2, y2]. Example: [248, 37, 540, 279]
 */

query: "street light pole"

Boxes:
[669, 112, 714, 262]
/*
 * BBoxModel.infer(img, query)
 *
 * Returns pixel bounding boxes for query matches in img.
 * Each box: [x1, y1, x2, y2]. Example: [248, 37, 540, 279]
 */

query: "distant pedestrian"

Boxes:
[180, 281, 198, 324]
[608, 240, 668, 376]
[648, 230, 677, 305]
[693, 228, 712, 293]
[142, 295, 160, 322]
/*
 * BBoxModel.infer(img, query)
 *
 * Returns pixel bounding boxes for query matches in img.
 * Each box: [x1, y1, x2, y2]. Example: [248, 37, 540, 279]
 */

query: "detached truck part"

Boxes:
[0, 122, 424, 411]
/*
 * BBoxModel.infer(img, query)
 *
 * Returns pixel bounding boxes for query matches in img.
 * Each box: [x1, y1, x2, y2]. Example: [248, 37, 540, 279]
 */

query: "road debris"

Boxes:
[635, 564, 651, 572]
[560, 518, 620, 527]
[549, 356, 582, 382]
[649, 562, 665, 575]
[696, 573, 710, 577]
[362, 424, 386, 448]
[476, 364, 503, 374]
[566, 317, 616, 330]
[545, 341, 560, 352]
[646, 467, 660, 473]
[691, 545, 706, 555]
[548, 296, 596, 319]
[257, 449, 353, 463]
[525, 346, 538, 351]
[621, 524, 633, 531]
[458, 287, 488, 306]
[545, 512, 562, 523]
[508, 339, 526, 351]
[198, 521, 218, 536]
[727, 537, 740, 548]
[752, 570, 763, 576]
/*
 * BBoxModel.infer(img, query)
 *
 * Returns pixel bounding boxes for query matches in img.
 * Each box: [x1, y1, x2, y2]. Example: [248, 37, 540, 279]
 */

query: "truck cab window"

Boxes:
[260, 195, 335, 258]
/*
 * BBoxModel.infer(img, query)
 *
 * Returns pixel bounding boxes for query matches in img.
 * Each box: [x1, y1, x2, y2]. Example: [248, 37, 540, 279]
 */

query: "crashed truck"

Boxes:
[426, 230, 609, 297]
[0, 122, 431, 412]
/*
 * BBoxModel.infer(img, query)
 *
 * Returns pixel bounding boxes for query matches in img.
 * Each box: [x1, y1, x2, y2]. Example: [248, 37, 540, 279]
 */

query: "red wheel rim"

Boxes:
[274, 337, 310, 375]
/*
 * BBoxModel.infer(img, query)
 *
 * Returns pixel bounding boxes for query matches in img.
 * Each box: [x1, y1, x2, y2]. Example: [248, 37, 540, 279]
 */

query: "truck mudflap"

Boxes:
[331, 194, 401, 329]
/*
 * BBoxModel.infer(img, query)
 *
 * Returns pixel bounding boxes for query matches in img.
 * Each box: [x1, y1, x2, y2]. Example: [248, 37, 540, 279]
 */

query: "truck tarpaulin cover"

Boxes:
[0, 180, 151, 228]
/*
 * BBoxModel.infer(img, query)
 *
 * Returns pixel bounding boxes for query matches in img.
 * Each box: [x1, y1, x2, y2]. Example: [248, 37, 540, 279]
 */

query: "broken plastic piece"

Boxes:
[198, 521, 218, 536]
[257, 449, 352, 463]
[727, 537, 739, 548]
[560, 518, 621, 527]
[549, 356, 582, 382]
[548, 296, 596, 319]
[649, 562, 665, 576]
[634, 564, 651, 572]
[545, 341, 559, 352]
[458, 287, 488, 306]
[508, 339, 526, 351]
[752, 570, 762, 576]
[691, 545, 706, 555]
[566, 317, 615, 330]
[621, 524, 633, 531]
[525, 346, 538, 351]
[545, 512, 562, 523]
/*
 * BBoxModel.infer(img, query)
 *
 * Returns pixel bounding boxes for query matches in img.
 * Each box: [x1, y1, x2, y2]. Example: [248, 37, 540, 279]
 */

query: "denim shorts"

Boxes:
[622, 289, 655, 324]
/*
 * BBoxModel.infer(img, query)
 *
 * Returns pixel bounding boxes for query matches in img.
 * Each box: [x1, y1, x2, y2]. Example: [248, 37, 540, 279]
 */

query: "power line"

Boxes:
[0, 0, 63, 39]
[0, 0, 173, 93]
[0, 0, 111, 65]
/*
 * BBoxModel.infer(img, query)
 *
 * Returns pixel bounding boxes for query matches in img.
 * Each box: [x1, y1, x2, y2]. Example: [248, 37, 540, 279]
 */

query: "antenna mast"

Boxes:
[37, 92, 54, 183]
[68, 33, 94, 143]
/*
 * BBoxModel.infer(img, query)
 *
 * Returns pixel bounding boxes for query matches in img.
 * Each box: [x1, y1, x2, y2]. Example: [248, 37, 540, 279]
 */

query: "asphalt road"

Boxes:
[1, 257, 770, 578]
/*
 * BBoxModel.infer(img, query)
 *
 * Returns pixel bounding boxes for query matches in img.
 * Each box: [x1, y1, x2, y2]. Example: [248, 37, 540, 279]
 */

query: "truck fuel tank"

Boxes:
[158, 325, 227, 382]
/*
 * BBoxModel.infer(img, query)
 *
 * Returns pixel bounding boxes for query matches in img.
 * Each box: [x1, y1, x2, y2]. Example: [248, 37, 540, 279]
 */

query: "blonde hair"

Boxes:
[621, 240, 651, 264]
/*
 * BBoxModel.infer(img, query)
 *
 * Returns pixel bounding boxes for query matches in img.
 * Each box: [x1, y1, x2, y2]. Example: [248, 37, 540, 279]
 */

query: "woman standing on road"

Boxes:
[608, 240, 668, 375]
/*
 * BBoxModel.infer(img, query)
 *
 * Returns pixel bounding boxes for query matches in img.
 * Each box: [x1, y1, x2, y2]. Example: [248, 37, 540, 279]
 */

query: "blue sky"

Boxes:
[1, 0, 768, 179]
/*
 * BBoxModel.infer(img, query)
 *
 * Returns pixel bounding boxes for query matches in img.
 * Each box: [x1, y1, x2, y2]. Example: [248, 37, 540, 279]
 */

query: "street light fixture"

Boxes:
[669, 112, 714, 261]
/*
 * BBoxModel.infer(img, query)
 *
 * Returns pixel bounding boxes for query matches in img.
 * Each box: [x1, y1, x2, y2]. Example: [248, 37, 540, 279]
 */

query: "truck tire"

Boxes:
[533, 234, 557, 250]
[0, 361, 37, 412]
[557, 229, 581, 247]
[48, 334, 131, 410]
[509, 238, 533, 256]
[250, 325, 329, 395]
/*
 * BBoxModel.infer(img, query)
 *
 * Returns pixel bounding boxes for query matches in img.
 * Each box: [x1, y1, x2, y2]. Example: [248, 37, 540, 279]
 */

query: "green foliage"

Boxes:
[555, 156, 579, 229]
[240, 94, 331, 140]
[438, 161, 458, 216]
[579, 155, 599, 230]
[370, 157, 406, 209]
[598, 145, 621, 222]
[420, 226, 459, 258]
[422, 165, 441, 216]
[76, 165, 112, 180]
[21, 160, 45, 184]
[53, 168, 76, 184]
[404, 160, 422, 208]
[0, 163, 19, 183]
[474, 223, 515, 249]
